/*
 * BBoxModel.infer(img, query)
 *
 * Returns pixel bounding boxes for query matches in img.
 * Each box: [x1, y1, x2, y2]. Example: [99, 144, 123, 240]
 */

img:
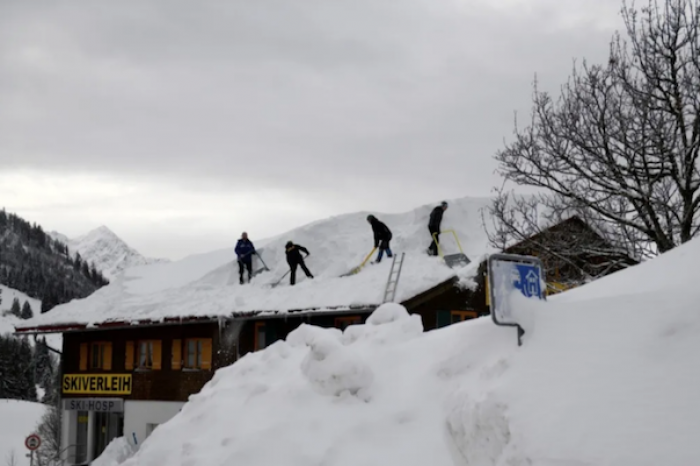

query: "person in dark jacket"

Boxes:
[428, 201, 448, 256]
[235, 232, 256, 284]
[285, 241, 313, 285]
[366, 215, 393, 262]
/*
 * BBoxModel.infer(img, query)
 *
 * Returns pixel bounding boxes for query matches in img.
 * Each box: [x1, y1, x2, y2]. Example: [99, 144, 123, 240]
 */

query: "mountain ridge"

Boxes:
[49, 226, 169, 280]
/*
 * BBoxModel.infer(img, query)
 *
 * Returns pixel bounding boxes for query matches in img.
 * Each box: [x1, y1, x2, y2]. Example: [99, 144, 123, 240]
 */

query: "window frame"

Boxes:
[184, 338, 205, 370]
[136, 340, 156, 370]
[88, 342, 111, 370]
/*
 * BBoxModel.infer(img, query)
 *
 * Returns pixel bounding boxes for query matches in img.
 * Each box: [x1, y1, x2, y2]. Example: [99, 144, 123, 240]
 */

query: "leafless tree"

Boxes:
[489, 0, 700, 260]
[3, 450, 17, 466]
[35, 405, 62, 466]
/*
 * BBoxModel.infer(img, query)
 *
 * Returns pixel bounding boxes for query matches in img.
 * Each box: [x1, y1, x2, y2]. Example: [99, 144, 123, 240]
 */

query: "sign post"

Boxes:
[487, 253, 546, 346]
[25, 433, 41, 466]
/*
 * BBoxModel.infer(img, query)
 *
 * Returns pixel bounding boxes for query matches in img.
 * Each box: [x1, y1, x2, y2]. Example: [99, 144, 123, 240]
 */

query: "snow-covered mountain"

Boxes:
[50, 226, 169, 280]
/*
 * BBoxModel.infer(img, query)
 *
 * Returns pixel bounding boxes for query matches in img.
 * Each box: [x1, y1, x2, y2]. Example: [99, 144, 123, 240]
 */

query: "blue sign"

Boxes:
[487, 253, 547, 342]
[513, 263, 544, 299]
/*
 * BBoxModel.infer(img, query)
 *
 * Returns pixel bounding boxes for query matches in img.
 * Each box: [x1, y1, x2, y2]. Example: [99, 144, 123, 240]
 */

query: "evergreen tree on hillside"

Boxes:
[0, 335, 38, 401]
[33, 337, 57, 403]
[0, 208, 109, 311]
[20, 300, 33, 319]
[10, 297, 20, 318]
[0, 287, 3, 309]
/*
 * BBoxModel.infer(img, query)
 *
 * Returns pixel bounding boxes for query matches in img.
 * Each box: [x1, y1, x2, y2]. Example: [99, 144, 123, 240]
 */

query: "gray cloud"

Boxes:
[0, 0, 624, 255]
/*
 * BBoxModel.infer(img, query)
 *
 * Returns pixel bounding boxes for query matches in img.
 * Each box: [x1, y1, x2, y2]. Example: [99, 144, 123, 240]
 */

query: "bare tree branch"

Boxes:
[492, 0, 700, 256]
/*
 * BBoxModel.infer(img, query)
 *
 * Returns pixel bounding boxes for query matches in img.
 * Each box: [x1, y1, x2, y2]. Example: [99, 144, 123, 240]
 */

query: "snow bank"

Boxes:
[18, 196, 492, 329]
[92, 437, 136, 466]
[117, 238, 700, 466]
[0, 400, 46, 466]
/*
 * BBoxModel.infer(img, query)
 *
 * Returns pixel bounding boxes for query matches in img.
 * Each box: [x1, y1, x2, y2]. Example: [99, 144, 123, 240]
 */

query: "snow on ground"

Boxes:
[114, 237, 700, 466]
[17, 197, 493, 329]
[0, 400, 46, 466]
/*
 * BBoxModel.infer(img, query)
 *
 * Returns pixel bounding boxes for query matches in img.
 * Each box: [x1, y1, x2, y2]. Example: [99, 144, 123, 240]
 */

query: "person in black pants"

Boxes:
[428, 201, 448, 256]
[366, 215, 393, 262]
[285, 241, 314, 285]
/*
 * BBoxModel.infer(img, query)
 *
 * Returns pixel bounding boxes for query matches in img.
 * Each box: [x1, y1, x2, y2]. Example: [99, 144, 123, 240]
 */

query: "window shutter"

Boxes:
[125, 341, 134, 371]
[79, 343, 88, 371]
[171, 339, 182, 370]
[201, 339, 212, 370]
[436, 310, 451, 329]
[102, 343, 113, 371]
[152, 340, 162, 370]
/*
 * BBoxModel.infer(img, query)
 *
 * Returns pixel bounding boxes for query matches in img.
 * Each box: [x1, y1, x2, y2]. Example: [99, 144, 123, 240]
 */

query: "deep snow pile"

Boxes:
[0, 400, 46, 466]
[18, 197, 492, 329]
[116, 239, 700, 466]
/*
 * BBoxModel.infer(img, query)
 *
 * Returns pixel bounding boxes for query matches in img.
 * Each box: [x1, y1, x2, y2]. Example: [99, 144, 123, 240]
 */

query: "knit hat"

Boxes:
[441, 201, 448, 207]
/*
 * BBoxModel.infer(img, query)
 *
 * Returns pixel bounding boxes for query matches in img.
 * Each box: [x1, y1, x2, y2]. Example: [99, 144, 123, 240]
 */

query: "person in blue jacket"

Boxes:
[235, 231, 256, 284]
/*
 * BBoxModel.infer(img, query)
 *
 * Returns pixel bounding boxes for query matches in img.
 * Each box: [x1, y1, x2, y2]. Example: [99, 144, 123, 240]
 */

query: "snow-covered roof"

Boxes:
[15, 196, 495, 332]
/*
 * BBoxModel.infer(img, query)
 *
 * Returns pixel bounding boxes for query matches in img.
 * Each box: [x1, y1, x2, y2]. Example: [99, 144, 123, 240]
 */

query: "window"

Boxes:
[125, 340, 162, 370]
[138, 341, 154, 369]
[254, 322, 266, 351]
[79, 342, 112, 371]
[335, 316, 362, 331]
[253, 321, 278, 352]
[171, 338, 209, 371]
[186, 339, 202, 368]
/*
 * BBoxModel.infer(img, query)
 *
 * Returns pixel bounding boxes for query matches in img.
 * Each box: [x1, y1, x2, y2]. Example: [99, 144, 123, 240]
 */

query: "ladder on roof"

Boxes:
[382, 252, 405, 303]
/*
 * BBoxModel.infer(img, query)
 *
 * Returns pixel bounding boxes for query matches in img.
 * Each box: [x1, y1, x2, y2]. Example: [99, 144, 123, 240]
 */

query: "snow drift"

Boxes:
[111, 237, 700, 465]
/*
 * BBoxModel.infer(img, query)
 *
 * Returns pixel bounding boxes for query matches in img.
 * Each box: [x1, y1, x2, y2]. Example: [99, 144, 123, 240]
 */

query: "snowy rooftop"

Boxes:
[15, 197, 495, 331]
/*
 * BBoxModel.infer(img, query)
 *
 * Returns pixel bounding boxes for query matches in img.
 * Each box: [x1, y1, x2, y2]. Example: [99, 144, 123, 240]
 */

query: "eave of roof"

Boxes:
[13, 304, 383, 335]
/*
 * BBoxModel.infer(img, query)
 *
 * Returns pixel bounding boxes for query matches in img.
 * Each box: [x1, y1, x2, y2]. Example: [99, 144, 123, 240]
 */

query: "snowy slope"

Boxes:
[112, 238, 700, 466]
[50, 226, 169, 280]
[18, 197, 493, 329]
[0, 400, 46, 466]
[0, 285, 61, 348]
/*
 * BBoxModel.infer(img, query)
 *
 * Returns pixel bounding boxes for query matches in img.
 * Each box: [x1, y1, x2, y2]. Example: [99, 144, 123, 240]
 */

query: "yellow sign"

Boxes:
[62, 374, 132, 395]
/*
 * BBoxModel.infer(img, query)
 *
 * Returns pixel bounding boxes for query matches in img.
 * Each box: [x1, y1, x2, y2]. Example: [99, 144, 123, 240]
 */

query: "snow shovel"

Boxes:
[340, 248, 377, 277]
[270, 270, 290, 288]
[251, 252, 271, 277]
[433, 230, 470, 268]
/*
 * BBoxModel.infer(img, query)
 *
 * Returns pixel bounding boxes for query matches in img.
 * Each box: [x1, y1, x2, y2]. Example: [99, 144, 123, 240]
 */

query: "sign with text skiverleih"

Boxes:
[487, 253, 546, 344]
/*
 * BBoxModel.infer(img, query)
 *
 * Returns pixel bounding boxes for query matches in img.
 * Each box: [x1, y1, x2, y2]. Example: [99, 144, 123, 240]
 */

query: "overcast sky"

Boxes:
[0, 0, 622, 259]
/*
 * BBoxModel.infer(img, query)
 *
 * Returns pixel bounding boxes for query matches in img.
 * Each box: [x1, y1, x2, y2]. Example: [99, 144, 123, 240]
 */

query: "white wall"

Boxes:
[124, 400, 184, 447]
